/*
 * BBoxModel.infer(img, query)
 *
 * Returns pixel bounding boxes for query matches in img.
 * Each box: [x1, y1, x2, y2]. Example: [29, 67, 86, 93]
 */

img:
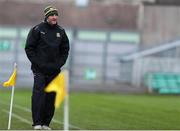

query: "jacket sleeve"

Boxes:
[58, 29, 70, 68]
[25, 27, 41, 66]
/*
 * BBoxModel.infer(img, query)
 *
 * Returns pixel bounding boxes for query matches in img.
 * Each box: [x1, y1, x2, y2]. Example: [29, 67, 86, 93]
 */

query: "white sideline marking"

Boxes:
[2, 109, 31, 125]
[0, 101, 82, 130]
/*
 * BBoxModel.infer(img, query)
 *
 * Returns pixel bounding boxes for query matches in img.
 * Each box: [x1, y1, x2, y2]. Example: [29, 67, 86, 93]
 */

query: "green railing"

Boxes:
[145, 73, 180, 94]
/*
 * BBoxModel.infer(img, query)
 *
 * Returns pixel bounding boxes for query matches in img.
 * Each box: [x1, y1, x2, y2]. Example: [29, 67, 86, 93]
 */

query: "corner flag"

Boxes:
[45, 71, 67, 108]
[3, 64, 17, 87]
[2, 63, 17, 130]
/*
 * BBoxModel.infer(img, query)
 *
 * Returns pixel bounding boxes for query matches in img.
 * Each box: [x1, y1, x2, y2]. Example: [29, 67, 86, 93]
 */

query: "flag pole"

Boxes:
[8, 85, 15, 130]
[64, 70, 69, 130]
[7, 63, 17, 130]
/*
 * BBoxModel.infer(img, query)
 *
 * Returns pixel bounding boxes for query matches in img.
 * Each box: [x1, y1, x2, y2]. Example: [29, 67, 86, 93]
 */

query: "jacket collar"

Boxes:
[44, 20, 58, 29]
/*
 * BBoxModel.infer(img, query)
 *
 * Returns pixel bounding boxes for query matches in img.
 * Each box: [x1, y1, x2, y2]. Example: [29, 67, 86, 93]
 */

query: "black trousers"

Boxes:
[31, 72, 58, 126]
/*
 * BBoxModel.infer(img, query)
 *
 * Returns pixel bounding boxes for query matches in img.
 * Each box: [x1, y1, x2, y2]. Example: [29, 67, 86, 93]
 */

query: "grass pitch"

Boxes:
[0, 88, 180, 130]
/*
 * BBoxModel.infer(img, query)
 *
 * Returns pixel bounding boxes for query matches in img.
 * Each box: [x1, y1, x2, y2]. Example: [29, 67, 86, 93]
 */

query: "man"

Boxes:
[25, 6, 69, 130]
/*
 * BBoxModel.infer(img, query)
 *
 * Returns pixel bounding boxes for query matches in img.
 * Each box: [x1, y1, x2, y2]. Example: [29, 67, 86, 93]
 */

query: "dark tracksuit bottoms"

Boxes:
[32, 72, 58, 126]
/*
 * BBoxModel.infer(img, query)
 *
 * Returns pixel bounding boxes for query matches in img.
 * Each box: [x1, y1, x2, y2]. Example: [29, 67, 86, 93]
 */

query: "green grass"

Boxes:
[0, 88, 180, 130]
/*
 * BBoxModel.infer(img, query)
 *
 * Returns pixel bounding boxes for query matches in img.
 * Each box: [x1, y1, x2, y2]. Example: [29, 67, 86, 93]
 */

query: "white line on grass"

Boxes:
[2, 109, 31, 125]
[13, 104, 82, 130]
[0, 101, 82, 130]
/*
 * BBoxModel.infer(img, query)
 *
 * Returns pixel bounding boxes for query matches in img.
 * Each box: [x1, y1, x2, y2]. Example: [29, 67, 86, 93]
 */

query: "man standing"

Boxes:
[25, 6, 69, 130]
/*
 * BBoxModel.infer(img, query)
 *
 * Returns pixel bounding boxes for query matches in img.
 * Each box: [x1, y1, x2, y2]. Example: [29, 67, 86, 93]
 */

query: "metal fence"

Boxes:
[119, 41, 180, 87]
[0, 26, 139, 88]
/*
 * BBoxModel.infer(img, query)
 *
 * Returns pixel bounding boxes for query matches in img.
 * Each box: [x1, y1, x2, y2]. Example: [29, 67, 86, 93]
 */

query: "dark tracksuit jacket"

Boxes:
[25, 22, 69, 126]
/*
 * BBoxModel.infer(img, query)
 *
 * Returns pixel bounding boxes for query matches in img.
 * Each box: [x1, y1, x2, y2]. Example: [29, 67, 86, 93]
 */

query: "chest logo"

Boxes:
[56, 33, 61, 37]
[40, 31, 45, 35]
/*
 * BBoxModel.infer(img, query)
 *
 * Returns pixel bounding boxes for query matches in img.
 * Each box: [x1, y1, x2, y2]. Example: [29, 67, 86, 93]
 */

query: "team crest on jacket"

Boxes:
[56, 33, 60, 37]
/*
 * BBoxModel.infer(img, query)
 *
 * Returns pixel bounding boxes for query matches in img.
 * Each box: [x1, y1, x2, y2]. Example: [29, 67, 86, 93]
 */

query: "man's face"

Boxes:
[47, 14, 58, 25]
